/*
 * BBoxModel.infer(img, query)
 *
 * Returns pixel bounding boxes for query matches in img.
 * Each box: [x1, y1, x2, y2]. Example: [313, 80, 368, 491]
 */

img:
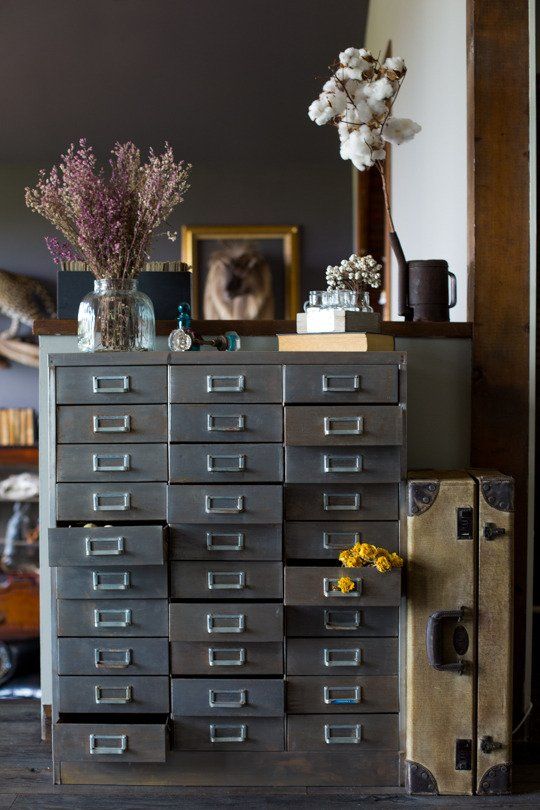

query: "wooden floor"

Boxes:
[1, 701, 539, 809]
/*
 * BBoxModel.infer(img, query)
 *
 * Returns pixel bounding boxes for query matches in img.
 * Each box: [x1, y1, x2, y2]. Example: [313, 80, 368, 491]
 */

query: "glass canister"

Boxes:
[77, 278, 155, 352]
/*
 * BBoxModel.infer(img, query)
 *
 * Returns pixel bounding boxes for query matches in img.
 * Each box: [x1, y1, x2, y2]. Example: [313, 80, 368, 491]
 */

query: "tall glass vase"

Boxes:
[77, 278, 155, 352]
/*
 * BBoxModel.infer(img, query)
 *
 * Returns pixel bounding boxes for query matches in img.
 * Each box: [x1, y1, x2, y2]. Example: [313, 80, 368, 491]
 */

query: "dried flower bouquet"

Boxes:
[334, 542, 403, 594]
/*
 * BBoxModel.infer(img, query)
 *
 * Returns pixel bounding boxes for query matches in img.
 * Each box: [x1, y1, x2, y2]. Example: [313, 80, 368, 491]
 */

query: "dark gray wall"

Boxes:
[0, 0, 368, 409]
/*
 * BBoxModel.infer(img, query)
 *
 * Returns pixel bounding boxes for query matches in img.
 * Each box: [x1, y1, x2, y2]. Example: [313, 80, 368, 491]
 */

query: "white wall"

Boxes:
[365, 0, 468, 321]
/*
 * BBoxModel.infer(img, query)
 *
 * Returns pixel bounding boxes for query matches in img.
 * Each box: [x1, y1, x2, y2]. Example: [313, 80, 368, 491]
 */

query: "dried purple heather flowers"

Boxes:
[25, 139, 191, 278]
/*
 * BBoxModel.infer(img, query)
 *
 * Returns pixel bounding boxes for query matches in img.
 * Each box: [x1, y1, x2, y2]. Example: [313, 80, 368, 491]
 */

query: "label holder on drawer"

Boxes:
[89, 733, 128, 754]
[92, 375, 130, 394]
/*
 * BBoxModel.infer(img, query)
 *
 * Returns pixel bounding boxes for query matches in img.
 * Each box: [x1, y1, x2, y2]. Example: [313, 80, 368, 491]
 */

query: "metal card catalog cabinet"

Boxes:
[45, 351, 406, 786]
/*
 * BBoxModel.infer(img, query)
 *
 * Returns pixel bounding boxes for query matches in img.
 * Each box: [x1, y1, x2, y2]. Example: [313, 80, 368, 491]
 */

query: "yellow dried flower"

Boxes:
[374, 555, 391, 573]
[358, 543, 378, 561]
[336, 575, 356, 593]
[389, 552, 404, 568]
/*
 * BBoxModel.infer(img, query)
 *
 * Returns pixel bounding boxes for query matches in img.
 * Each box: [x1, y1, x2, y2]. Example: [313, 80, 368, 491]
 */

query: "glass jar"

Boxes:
[77, 278, 155, 352]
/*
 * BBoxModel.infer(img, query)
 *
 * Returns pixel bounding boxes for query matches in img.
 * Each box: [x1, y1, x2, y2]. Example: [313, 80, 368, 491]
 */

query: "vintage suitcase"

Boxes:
[405, 470, 513, 796]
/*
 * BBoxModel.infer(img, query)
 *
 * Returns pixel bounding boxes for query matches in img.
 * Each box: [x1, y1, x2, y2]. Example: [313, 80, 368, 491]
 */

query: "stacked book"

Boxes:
[0, 408, 36, 446]
[277, 309, 394, 351]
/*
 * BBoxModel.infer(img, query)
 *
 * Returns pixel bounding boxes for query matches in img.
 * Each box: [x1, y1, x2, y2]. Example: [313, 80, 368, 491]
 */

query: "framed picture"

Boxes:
[181, 225, 300, 319]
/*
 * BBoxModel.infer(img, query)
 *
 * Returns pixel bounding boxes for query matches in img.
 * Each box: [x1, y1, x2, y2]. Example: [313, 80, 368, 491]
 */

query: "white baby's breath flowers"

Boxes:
[326, 253, 382, 294]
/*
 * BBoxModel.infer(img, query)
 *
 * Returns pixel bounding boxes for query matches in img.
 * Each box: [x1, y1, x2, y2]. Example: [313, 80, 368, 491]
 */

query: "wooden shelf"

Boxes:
[0, 447, 38, 468]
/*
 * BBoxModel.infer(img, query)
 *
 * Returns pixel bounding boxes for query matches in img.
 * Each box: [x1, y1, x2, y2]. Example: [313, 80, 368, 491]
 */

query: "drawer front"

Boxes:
[169, 524, 282, 561]
[56, 566, 168, 600]
[172, 678, 284, 717]
[56, 365, 168, 405]
[287, 714, 398, 751]
[285, 446, 401, 484]
[169, 365, 282, 403]
[56, 443, 168, 483]
[170, 642, 283, 676]
[284, 522, 398, 560]
[286, 676, 398, 713]
[286, 607, 399, 638]
[168, 485, 282, 524]
[169, 443, 283, 483]
[284, 406, 403, 446]
[284, 484, 398, 521]
[54, 722, 167, 763]
[56, 483, 167, 522]
[173, 717, 284, 751]
[284, 364, 398, 404]
[169, 404, 282, 443]
[170, 561, 282, 600]
[49, 526, 165, 567]
[169, 603, 283, 642]
[58, 638, 169, 676]
[58, 675, 169, 713]
[57, 599, 168, 637]
[285, 567, 401, 607]
[286, 638, 398, 676]
[57, 404, 167, 444]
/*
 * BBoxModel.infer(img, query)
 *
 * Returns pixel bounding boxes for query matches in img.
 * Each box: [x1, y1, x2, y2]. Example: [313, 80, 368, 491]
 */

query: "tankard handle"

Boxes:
[448, 271, 457, 309]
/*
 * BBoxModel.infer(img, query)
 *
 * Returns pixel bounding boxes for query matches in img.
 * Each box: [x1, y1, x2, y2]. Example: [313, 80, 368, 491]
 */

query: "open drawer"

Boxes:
[53, 720, 168, 763]
[284, 566, 401, 606]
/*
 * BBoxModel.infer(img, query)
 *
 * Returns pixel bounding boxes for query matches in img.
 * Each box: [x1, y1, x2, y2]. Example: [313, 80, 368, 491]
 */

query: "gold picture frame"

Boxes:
[181, 224, 301, 319]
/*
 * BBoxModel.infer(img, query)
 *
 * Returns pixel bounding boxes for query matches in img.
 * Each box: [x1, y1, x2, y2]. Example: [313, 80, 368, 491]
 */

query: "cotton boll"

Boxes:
[308, 96, 334, 125]
[383, 56, 406, 74]
[381, 116, 422, 145]
[364, 77, 396, 102]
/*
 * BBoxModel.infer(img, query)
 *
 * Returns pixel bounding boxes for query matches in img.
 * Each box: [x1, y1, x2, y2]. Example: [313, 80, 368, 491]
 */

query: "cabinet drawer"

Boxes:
[56, 365, 167, 405]
[286, 607, 399, 638]
[56, 483, 167, 522]
[170, 561, 282, 600]
[284, 522, 398, 560]
[57, 599, 168, 637]
[287, 676, 398, 713]
[284, 406, 403, 446]
[49, 526, 165, 567]
[169, 443, 283, 483]
[55, 566, 167, 600]
[56, 443, 168, 483]
[169, 404, 282, 443]
[169, 365, 282, 403]
[58, 675, 169, 713]
[173, 717, 284, 751]
[285, 566, 401, 607]
[284, 484, 398, 521]
[285, 446, 401, 484]
[170, 603, 283, 642]
[170, 642, 283, 676]
[286, 638, 398, 676]
[58, 638, 169, 676]
[168, 484, 282, 524]
[172, 678, 284, 717]
[57, 404, 167, 444]
[284, 364, 398, 404]
[169, 524, 282, 561]
[287, 714, 398, 751]
[54, 721, 167, 763]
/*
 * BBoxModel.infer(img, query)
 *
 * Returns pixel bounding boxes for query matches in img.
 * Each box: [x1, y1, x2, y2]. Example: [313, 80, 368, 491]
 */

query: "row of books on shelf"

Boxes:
[0, 409, 36, 446]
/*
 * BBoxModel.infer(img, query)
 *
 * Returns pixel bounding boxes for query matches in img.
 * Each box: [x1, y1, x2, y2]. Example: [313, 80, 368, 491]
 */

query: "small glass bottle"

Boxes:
[168, 303, 193, 351]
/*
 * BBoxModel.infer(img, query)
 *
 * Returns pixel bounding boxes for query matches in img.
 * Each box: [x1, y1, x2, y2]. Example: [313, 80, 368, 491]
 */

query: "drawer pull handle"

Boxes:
[85, 536, 125, 556]
[205, 495, 244, 515]
[93, 492, 130, 512]
[324, 577, 362, 598]
[324, 723, 362, 744]
[323, 647, 362, 667]
[207, 571, 245, 590]
[94, 684, 132, 704]
[322, 374, 360, 393]
[207, 374, 245, 393]
[209, 723, 247, 743]
[323, 416, 364, 436]
[323, 685, 362, 705]
[94, 648, 132, 669]
[323, 493, 360, 512]
[324, 609, 363, 631]
[92, 414, 131, 433]
[322, 531, 360, 550]
[208, 647, 246, 667]
[94, 608, 132, 628]
[207, 413, 246, 432]
[323, 454, 363, 474]
[207, 453, 246, 473]
[207, 613, 245, 634]
[89, 733, 127, 755]
[206, 532, 244, 552]
[92, 375, 130, 394]
[92, 453, 131, 472]
[92, 571, 130, 591]
[209, 688, 247, 708]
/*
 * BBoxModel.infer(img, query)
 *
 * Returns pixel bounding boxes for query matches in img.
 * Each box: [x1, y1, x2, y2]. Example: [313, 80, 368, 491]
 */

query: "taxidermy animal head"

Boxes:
[209, 242, 269, 300]
[0, 269, 56, 368]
